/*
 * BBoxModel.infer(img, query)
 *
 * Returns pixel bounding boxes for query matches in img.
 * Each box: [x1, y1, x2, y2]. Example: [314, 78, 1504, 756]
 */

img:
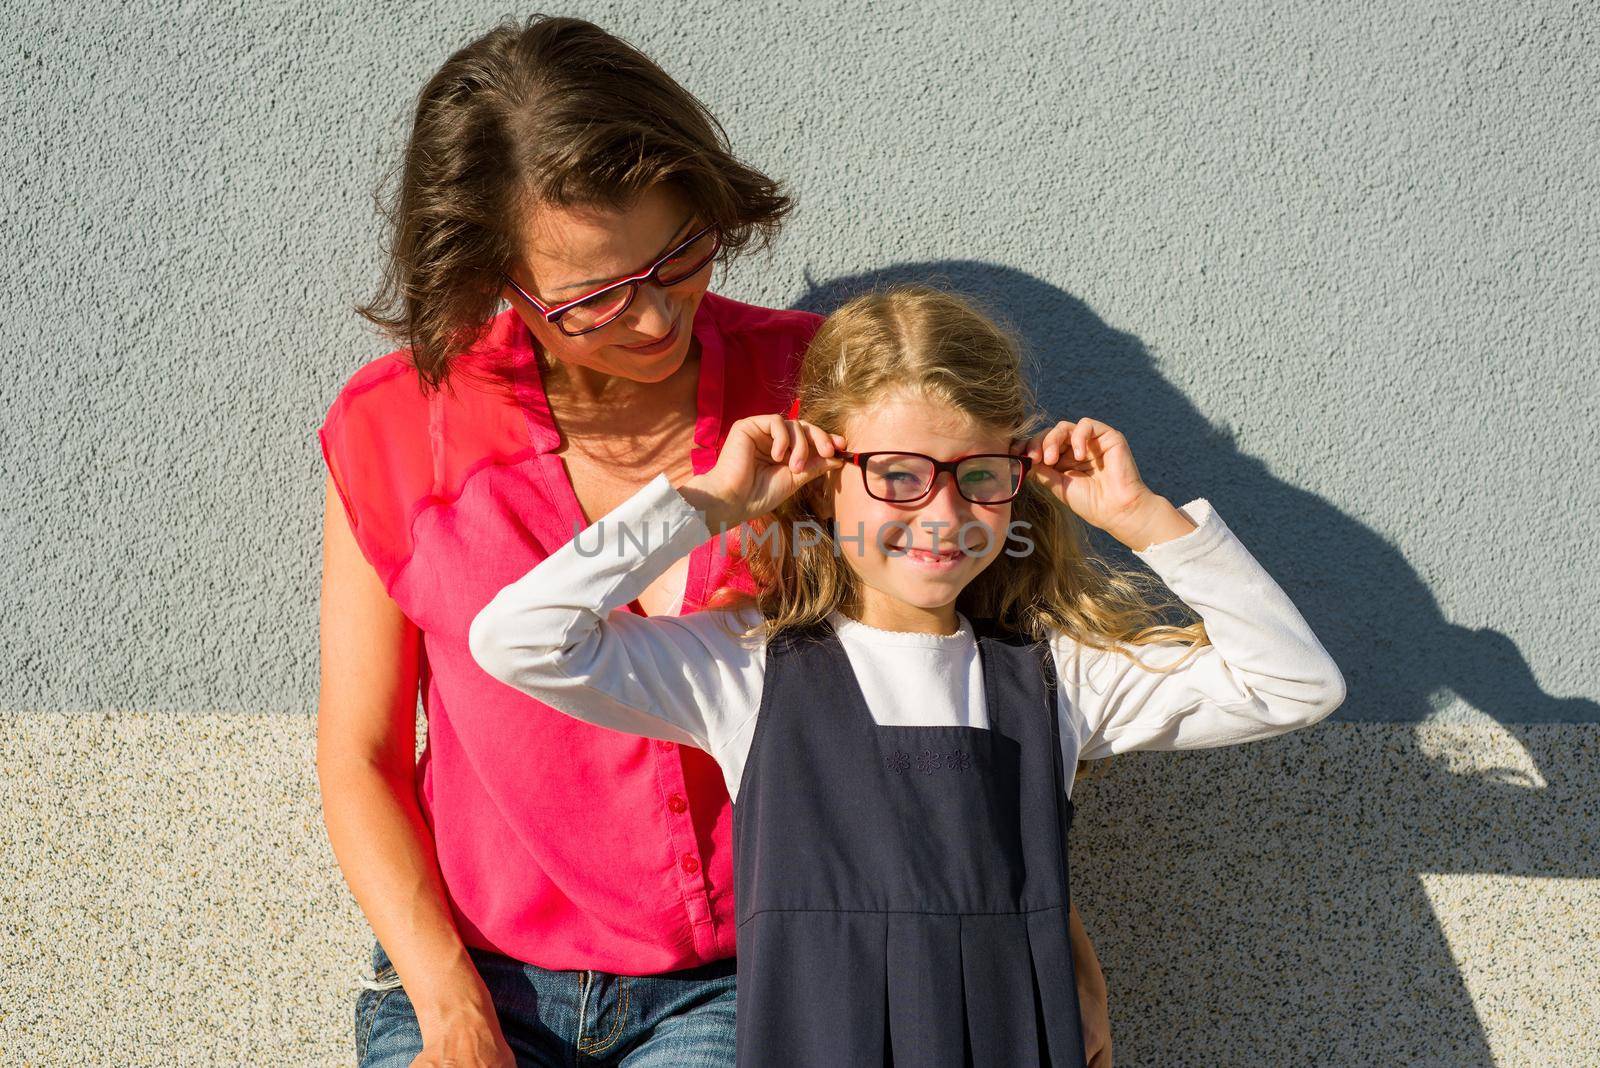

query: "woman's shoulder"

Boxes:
[316, 347, 433, 591]
[317, 311, 538, 591]
[700, 291, 824, 345]
[700, 293, 823, 417]
[322, 310, 529, 428]
[320, 362, 424, 484]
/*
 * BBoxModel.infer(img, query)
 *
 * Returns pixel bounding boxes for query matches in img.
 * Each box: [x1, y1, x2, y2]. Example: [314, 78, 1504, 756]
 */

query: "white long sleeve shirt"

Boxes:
[468, 474, 1346, 801]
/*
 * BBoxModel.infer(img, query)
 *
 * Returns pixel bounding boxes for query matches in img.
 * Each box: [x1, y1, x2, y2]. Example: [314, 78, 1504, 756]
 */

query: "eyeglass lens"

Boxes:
[862, 454, 1025, 503]
[559, 230, 719, 334]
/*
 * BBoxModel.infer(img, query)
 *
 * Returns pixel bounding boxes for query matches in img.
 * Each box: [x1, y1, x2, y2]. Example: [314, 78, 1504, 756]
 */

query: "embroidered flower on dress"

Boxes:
[885, 747, 972, 775]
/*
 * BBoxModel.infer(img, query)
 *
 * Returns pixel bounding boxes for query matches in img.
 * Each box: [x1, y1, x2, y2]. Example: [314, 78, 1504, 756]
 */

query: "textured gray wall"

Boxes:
[3, 1, 1599, 1064]
[4, 0, 1597, 721]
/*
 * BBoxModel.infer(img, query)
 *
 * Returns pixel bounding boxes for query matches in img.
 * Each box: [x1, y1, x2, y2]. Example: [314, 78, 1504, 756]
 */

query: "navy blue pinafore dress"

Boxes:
[732, 616, 1088, 1067]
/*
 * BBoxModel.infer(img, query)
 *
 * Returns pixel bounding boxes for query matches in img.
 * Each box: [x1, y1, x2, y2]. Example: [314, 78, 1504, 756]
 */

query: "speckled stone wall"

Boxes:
[3, 717, 1596, 1064]
[3, 1, 1596, 1063]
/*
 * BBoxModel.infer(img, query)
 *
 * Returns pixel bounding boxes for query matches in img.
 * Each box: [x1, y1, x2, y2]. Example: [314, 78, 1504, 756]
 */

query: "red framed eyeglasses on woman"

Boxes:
[501, 224, 721, 336]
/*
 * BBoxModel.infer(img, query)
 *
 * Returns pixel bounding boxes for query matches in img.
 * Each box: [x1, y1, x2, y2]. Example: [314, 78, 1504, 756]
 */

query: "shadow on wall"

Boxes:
[794, 263, 1600, 1062]
[795, 262, 1599, 733]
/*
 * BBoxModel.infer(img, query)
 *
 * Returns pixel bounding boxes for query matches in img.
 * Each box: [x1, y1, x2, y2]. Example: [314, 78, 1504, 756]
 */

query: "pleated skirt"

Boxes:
[735, 905, 1085, 1067]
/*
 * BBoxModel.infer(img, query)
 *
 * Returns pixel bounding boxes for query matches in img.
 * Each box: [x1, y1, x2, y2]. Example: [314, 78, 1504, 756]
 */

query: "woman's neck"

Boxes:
[539, 340, 702, 454]
[540, 337, 701, 409]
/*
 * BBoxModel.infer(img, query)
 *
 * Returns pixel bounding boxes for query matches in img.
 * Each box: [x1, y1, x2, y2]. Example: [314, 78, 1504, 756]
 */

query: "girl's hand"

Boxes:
[679, 414, 845, 531]
[1021, 418, 1191, 548]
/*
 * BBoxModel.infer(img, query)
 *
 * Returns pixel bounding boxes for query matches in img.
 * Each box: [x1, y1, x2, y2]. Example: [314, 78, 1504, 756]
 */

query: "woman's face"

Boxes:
[504, 183, 710, 383]
[817, 391, 1016, 619]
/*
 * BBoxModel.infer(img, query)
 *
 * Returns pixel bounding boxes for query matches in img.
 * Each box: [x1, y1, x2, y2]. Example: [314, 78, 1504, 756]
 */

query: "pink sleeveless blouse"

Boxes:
[318, 292, 822, 973]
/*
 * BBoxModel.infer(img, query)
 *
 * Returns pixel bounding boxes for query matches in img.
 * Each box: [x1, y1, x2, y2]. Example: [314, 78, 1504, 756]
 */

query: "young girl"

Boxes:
[468, 286, 1345, 1066]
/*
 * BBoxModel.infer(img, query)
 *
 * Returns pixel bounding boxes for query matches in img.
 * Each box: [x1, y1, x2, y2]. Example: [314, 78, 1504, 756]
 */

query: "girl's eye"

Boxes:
[961, 470, 996, 484]
[884, 471, 920, 484]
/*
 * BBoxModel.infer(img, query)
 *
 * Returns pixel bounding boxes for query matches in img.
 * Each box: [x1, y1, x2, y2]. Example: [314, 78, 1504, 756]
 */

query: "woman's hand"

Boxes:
[1020, 418, 1195, 550]
[678, 414, 845, 531]
[411, 995, 515, 1067]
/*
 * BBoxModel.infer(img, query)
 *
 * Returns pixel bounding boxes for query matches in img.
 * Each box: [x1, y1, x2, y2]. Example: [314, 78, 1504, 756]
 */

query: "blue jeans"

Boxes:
[356, 941, 737, 1067]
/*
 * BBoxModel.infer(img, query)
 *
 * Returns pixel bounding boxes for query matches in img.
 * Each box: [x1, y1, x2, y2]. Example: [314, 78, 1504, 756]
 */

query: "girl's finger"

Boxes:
[807, 422, 837, 458]
[1086, 420, 1126, 464]
[796, 453, 841, 483]
[768, 416, 791, 462]
[795, 422, 840, 473]
[1043, 421, 1073, 466]
[737, 414, 775, 457]
[1072, 418, 1099, 462]
[788, 420, 811, 471]
[1031, 461, 1068, 498]
[805, 422, 840, 462]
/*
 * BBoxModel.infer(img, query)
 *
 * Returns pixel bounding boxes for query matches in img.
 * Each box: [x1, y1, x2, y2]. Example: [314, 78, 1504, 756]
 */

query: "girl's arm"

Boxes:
[1056, 497, 1346, 760]
[467, 472, 767, 757]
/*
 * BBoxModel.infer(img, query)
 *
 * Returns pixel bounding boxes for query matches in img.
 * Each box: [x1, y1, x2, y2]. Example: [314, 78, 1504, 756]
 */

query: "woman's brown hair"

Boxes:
[359, 15, 792, 389]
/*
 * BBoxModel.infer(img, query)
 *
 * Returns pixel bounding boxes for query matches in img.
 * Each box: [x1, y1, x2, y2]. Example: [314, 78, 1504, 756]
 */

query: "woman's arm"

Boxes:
[1056, 497, 1347, 760]
[317, 475, 512, 1067]
[467, 472, 766, 760]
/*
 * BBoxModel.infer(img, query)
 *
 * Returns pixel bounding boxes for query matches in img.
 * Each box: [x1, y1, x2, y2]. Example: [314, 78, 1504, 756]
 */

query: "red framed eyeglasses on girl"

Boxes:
[835, 450, 1034, 505]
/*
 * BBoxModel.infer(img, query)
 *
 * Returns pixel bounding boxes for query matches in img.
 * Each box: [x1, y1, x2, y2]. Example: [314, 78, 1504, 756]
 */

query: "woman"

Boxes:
[316, 15, 1112, 1066]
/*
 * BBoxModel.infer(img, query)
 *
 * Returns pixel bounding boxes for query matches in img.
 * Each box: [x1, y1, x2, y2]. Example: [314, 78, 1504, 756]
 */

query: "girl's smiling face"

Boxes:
[816, 390, 1017, 634]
